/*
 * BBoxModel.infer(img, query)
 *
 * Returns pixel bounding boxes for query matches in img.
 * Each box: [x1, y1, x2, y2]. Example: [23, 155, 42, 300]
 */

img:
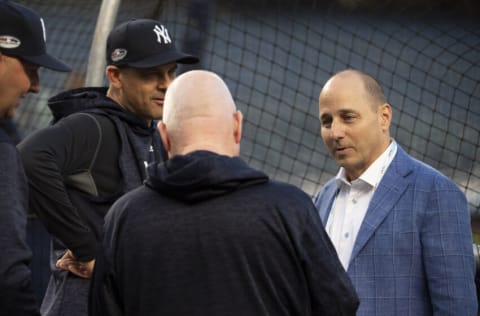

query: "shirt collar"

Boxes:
[335, 139, 397, 188]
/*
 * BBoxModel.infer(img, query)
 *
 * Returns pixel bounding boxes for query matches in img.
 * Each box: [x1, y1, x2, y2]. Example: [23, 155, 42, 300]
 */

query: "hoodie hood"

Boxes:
[145, 151, 269, 203]
[47, 87, 151, 134]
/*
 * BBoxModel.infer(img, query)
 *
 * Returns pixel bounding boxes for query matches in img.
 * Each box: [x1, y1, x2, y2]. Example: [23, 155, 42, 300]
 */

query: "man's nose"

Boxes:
[157, 74, 174, 90]
[331, 120, 345, 139]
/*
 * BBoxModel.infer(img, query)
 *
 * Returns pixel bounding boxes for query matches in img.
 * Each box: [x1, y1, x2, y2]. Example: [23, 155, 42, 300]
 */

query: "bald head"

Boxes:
[159, 70, 243, 157]
[321, 69, 386, 109]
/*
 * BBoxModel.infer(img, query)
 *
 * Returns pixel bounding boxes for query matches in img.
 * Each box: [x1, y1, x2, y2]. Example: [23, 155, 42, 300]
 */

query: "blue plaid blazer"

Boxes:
[314, 145, 477, 315]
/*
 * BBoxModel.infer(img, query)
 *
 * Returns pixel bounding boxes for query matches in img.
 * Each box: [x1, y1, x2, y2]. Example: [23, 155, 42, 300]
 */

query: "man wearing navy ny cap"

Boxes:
[0, 0, 70, 117]
[0, 1, 70, 315]
[18, 18, 198, 316]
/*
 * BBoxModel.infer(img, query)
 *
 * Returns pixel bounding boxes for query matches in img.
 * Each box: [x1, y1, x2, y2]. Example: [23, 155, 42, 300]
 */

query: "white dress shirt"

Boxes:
[326, 140, 397, 270]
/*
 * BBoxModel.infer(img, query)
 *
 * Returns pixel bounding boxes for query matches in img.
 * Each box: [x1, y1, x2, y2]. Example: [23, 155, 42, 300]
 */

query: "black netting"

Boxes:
[13, 0, 480, 220]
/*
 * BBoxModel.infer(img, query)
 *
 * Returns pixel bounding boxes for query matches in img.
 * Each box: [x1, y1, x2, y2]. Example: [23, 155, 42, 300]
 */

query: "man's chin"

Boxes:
[5, 107, 16, 118]
[334, 154, 348, 164]
[151, 111, 163, 121]
[336, 157, 354, 170]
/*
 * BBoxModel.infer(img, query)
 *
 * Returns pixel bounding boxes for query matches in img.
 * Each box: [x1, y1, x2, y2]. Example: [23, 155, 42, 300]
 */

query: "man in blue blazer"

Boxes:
[314, 69, 477, 315]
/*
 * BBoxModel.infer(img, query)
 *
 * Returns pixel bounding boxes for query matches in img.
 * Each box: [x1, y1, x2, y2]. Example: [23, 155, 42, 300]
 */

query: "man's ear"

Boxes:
[233, 110, 243, 144]
[105, 65, 122, 88]
[157, 121, 171, 154]
[0, 52, 5, 72]
[379, 103, 392, 131]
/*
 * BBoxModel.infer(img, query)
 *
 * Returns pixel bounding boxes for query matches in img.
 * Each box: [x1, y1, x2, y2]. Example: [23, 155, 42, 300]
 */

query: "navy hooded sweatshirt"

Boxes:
[90, 150, 359, 316]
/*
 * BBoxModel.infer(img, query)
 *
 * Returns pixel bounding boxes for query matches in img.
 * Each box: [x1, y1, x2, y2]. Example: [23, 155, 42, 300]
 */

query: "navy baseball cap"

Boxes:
[106, 19, 199, 68]
[0, 1, 71, 72]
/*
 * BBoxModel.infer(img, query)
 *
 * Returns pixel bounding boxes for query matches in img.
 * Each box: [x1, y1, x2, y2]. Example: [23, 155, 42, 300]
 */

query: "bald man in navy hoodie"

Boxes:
[90, 70, 359, 316]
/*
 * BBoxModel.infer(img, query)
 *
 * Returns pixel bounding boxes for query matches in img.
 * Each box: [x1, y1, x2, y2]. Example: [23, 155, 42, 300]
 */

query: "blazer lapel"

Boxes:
[350, 147, 413, 261]
[318, 182, 339, 224]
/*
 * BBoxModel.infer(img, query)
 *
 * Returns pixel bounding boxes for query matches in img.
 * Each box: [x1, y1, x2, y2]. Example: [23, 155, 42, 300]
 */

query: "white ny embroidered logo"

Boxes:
[153, 25, 172, 44]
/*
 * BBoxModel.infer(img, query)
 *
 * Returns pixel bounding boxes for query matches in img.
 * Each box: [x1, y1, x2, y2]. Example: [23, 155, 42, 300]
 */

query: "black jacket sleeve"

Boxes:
[284, 188, 359, 315]
[0, 133, 40, 316]
[302, 204, 359, 315]
[18, 114, 120, 261]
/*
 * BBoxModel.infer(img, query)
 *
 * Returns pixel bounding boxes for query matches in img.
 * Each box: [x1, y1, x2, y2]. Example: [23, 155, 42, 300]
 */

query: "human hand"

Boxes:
[56, 249, 95, 279]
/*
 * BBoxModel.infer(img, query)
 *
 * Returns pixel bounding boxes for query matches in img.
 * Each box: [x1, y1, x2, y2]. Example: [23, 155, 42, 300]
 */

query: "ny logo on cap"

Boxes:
[153, 25, 171, 44]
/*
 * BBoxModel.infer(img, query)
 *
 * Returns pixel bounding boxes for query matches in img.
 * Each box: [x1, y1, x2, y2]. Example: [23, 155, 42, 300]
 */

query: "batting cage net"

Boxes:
[12, 0, 480, 222]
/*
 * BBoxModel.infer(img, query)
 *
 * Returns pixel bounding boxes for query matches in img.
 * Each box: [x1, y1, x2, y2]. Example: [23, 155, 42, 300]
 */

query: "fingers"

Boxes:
[55, 251, 95, 279]
[68, 264, 93, 279]
[55, 257, 73, 270]
[57, 260, 93, 279]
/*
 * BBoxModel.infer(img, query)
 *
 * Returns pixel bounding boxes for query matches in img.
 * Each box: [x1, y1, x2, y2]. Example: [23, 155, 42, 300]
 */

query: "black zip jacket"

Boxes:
[18, 87, 166, 262]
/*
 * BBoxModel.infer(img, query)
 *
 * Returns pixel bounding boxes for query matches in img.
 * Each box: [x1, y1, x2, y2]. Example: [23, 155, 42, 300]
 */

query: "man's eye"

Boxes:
[320, 119, 332, 128]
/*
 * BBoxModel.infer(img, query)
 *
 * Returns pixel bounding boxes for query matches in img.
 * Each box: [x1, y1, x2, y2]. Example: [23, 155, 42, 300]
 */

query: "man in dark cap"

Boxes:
[0, 0, 70, 117]
[18, 18, 198, 316]
[0, 1, 71, 315]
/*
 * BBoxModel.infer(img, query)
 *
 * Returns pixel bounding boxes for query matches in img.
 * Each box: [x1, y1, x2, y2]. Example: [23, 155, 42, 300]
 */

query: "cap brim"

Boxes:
[22, 53, 71, 72]
[124, 50, 199, 68]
